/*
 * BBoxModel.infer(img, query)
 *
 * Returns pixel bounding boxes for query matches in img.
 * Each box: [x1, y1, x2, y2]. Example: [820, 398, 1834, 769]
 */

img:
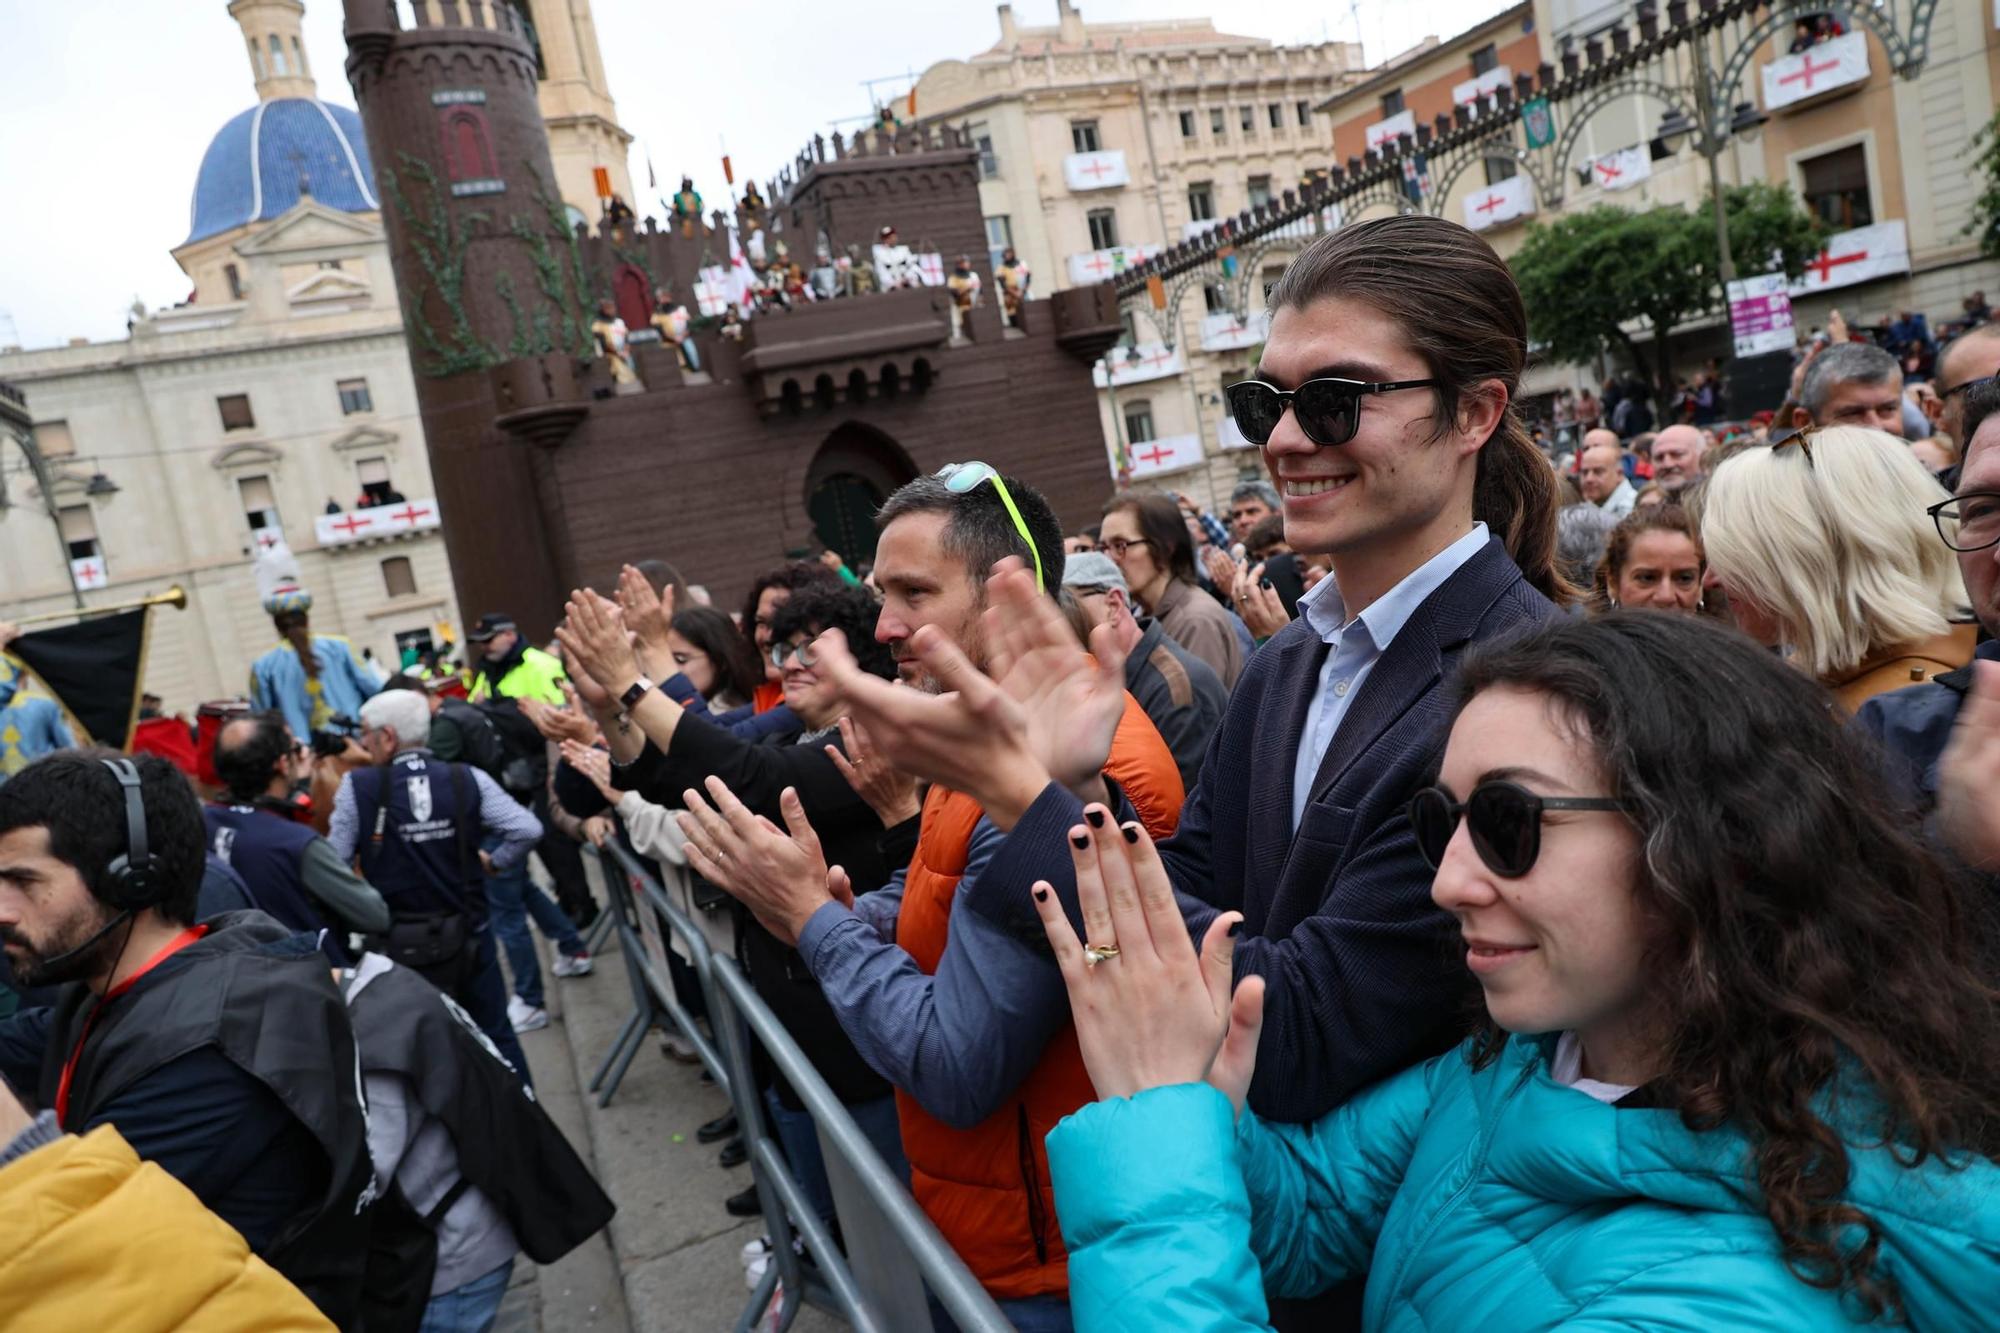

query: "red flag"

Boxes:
[906, 87, 917, 117]
[592, 166, 612, 199]
[722, 155, 735, 185]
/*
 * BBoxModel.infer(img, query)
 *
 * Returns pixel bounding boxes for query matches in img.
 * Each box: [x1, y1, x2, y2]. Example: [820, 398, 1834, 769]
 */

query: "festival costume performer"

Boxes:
[998, 248, 1031, 326]
[590, 300, 637, 385]
[0, 656, 75, 786]
[649, 288, 700, 372]
[247, 542, 377, 744]
[672, 176, 703, 237]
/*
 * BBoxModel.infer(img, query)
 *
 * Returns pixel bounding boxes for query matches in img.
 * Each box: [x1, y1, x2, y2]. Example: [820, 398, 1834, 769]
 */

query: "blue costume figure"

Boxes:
[0, 657, 76, 785]
[246, 541, 377, 742]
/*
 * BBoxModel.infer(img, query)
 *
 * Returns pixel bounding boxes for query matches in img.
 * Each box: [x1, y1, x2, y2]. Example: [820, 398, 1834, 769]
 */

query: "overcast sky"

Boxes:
[0, 0, 1513, 350]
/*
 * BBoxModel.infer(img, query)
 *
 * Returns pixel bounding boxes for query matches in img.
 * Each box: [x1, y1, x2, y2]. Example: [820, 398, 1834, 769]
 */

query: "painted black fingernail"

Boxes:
[1034, 888, 1049, 902]
[1070, 833, 1090, 848]
[1121, 823, 1140, 844]
[1260, 578, 1273, 590]
[1085, 808, 1106, 828]
[1227, 919, 1242, 937]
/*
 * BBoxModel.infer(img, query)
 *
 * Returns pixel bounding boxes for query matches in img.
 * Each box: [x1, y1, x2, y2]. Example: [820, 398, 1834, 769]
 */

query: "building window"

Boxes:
[1484, 157, 1519, 186]
[317, 259, 343, 271]
[1471, 42, 1498, 75]
[268, 33, 288, 76]
[984, 214, 1014, 270]
[1210, 107, 1226, 136]
[1800, 144, 1872, 230]
[1203, 282, 1229, 314]
[970, 122, 999, 177]
[1119, 309, 1140, 347]
[1297, 100, 1312, 127]
[1268, 103, 1283, 131]
[338, 377, 374, 415]
[1248, 175, 1273, 209]
[1123, 400, 1155, 445]
[239, 475, 282, 539]
[1262, 265, 1288, 304]
[356, 455, 402, 508]
[33, 420, 75, 458]
[1087, 209, 1119, 251]
[224, 263, 244, 300]
[1381, 88, 1406, 116]
[57, 504, 101, 562]
[1071, 120, 1101, 153]
[1179, 109, 1196, 139]
[217, 394, 255, 431]
[381, 556, 418, 598]
[1187, 182, 1215, 221]
[1239, 105, 1255, 134]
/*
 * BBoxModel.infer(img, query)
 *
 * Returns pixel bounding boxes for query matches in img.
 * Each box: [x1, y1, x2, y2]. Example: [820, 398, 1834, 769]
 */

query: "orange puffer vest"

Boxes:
[894, 693, 1184, 1300]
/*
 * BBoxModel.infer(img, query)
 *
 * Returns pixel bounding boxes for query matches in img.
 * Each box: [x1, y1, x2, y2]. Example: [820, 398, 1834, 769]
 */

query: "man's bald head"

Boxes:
[1581, 427, 1620, 454]
[1933, 322, 2000, 447]
[1651, 424, 1705, 491]
[1577, 441, 1625, 504]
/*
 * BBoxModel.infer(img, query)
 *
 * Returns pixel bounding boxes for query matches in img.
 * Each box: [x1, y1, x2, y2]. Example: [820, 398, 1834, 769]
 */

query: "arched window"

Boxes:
[247, 37, 264, 80]
[291, 36, 308, 79]
[439, 108, 498, 185]
[268, 34, 288, 77]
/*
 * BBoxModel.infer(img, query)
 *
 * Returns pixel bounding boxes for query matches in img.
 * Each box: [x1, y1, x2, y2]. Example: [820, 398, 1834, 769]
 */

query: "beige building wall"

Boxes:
[0, 202, 461, 715]
[914, 0, 1363, 512]
[527, 0, 635, 223]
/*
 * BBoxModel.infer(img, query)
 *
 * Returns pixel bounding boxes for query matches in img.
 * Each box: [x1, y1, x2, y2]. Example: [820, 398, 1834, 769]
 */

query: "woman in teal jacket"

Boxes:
[1029, 613, 2000, 1330]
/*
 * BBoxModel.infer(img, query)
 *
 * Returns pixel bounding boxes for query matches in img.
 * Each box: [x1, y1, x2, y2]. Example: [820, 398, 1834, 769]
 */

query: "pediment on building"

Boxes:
[210, 440, 284, 471]
[329, 424, 399, 454]
[286, 268, 374, 302]
[236, 202, 384, 257]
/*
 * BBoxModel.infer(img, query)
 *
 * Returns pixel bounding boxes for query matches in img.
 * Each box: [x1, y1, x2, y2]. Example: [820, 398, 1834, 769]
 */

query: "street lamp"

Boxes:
[1652, 34, 1768, 288]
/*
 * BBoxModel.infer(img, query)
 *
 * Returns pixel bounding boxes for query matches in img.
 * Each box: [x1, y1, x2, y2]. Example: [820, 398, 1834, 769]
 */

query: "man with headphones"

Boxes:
[206, 710, 390, 959]
[0, 751, 373, 1327]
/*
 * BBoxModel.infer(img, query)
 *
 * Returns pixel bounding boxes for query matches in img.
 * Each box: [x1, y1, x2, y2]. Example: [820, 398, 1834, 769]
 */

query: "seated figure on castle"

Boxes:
[592, 299, 638, 384]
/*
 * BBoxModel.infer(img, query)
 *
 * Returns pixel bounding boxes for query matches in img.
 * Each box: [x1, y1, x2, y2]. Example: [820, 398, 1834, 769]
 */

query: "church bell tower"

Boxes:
[522, 0, 635, 224]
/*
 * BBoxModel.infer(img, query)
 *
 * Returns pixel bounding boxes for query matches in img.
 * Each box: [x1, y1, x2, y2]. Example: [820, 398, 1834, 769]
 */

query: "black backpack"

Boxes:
[434, 697, 516, 787]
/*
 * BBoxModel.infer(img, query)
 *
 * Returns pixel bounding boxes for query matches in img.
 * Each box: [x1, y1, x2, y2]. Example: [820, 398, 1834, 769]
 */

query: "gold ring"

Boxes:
[1082, 943, 1121, 966]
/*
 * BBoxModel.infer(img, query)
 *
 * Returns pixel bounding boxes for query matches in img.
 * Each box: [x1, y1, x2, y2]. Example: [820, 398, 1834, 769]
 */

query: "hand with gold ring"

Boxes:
[1029, 803, 1264, 1109]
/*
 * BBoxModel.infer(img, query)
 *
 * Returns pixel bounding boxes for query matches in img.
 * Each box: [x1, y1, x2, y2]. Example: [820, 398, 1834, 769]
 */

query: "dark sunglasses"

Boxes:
[770, 639, 818, 670]
[1939, 373, 1997, 402]
[1409, 781, 1628, 879]
[1224, 376, 1440, 448]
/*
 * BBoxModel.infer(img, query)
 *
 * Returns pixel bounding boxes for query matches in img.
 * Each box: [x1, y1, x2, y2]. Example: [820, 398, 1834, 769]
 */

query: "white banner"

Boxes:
[1463, 173, 1534, 231]
[1066, 244, 1163, 286]
[1366, 109, 1416, 152]
[1786, 220, 1911, 296]
[1587, 145, 1652, 192]
[1452, 66, 1512, 107]
[1761, 31, 1868, 112]
[1123, 432, 1204, 479]
[1218, 414, 1255, 451]
[1200, 308, 1272, 352]
[694, 265, 732, 316]
[315, 497, 442, 547]
[1093, 342, 1184, 387]
[1063, 149, 1130, 192]
[70, 556, 109, 591]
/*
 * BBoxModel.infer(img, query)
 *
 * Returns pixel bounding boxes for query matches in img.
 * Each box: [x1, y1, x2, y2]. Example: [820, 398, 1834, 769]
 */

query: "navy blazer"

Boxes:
[972, 538, 1558, 1123]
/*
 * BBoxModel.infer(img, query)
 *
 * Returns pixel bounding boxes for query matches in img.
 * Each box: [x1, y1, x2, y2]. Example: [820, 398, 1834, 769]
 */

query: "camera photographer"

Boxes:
[0, 752, 374, 1326]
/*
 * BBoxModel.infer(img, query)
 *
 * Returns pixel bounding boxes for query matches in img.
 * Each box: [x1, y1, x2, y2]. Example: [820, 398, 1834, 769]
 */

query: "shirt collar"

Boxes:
[1297, 522, 1491, 648]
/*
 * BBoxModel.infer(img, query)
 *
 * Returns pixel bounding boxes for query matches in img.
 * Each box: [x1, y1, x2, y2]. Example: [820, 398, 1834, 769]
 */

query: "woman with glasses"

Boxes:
[1099, 492, 1247, 689]
[1027, 612, 2000, 1330]
[1697, 425, 1974, 711]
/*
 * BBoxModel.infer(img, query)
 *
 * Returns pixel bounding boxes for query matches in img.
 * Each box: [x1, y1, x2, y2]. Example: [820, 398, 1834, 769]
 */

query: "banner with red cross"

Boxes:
[1587, 145, 1652, 193]
[1761, 31, 1868, 112]
[1462, 173, 1534, 232]
[1786, 220, 1910, 297]
[1117, 432, 1204, 481]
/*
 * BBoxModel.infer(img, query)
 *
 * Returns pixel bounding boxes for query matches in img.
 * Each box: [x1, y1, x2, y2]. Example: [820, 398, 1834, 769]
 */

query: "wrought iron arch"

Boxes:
[1343, 180, 1417, 223]
[1550, 78, 1703, 185]
[1426, 139, 1559, 218]
[1229, 235, 1314, 319]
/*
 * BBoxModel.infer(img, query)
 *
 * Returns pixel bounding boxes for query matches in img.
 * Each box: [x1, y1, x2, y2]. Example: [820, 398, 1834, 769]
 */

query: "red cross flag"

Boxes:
[70, 557, 109, 591]
[1589, 145, 1652, 193]
[1761, 31, 1868, 111]
[1786, 220, 1911, 297]
[1119, 432, 1204, 481]
[1462, 174, 1534, 232]
[1063, 149, 1130, 192]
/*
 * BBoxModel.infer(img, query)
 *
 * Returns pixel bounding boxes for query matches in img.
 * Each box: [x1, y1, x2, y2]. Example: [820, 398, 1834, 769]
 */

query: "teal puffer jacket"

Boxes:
[1048, 1035, 2000, 1331]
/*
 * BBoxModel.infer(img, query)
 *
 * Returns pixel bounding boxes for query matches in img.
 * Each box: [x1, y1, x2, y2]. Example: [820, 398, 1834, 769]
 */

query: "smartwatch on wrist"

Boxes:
[618, 677, 656, 712]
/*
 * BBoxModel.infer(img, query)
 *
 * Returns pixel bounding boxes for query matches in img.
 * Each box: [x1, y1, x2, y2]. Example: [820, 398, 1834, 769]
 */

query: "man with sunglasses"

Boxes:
[656, 465, 1185, 1331]
[1856, 380, 2000, 866]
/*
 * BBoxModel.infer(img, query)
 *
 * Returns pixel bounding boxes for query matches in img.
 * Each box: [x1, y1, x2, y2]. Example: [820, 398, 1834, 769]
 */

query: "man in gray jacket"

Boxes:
[1062, 552, 1228, 793]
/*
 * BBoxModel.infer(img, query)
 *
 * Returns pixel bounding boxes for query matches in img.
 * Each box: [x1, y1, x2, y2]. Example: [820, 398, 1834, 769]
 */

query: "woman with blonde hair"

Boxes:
[1698, 426, 1973, 710]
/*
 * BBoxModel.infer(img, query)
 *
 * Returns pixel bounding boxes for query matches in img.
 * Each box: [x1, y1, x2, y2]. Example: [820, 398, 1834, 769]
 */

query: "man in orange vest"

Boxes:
[676, 467, 1184, 1330]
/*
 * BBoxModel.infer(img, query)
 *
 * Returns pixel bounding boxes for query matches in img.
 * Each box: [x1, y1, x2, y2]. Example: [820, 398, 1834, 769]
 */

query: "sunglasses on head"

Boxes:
[937, 462, 1045, 593]
[1223, 376, 1440, 448]
[1408, 780, 1628, 879]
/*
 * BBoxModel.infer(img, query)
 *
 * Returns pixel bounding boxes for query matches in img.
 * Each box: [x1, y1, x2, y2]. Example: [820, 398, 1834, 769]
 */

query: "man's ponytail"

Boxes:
[1476, 411, 1575, 605]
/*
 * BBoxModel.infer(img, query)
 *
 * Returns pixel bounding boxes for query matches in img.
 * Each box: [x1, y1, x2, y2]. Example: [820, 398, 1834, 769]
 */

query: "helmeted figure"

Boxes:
[246, 541, 378, 742]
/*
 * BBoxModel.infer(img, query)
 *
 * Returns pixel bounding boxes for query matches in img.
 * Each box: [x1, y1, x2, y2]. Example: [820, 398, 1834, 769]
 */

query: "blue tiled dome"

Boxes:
[186, 98, 379, 244]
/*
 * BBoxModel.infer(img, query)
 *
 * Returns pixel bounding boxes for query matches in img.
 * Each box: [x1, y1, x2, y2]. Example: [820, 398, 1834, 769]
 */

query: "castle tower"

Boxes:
[523, 0, 635, 223]
[231, 0, 319, 100]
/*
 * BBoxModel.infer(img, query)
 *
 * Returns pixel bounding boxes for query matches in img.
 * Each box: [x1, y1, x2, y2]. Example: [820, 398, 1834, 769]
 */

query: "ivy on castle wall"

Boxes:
[383, 152, 503, 377]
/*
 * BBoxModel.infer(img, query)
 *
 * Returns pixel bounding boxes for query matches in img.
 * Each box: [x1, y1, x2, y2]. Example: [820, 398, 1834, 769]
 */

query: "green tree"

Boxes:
[1511, 183, 1823, 408]
[1967, 107, 2000, 260]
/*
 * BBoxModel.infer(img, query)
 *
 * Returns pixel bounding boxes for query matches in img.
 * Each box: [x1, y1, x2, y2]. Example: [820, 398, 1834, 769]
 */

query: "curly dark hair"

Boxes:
[739, 561, 842, 654]
[769, 584, 896, 681]
[669, 606, 766, 707]
[1453, 611, 2000, 1323]
[0, 750, 206, 927]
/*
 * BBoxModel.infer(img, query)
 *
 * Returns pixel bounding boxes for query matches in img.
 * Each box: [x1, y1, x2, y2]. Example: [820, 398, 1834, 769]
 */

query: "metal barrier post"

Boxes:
[587, 843, 1012, 1333]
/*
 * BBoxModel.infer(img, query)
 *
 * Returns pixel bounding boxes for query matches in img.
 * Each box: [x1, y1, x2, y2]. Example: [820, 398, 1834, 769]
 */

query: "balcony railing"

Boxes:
[315, 496, 442, 547]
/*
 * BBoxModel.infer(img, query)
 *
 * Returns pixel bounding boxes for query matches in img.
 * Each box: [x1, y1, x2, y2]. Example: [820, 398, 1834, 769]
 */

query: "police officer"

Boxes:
[327, 689, 542, 1085]
[206, 712, 390, 958]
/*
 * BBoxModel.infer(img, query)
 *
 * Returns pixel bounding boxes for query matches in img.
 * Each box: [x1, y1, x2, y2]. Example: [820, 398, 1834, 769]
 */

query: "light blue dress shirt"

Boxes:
[1290, 523, 1491, 830]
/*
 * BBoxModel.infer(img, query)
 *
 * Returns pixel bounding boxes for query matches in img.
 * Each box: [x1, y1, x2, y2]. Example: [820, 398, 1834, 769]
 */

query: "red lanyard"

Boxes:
[55, 924, 209, 1128]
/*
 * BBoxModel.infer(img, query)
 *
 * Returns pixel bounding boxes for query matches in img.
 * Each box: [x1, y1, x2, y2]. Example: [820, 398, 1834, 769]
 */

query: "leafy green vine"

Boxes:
[382, 151, 501, 377]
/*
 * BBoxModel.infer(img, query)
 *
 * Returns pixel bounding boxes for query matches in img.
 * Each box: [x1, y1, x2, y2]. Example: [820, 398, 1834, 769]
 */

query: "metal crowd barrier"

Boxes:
[584, 840, 1010, 1333]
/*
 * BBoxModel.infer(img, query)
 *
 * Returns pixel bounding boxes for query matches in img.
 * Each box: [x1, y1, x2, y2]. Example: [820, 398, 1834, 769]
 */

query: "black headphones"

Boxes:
[100, 758, 167, 910]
